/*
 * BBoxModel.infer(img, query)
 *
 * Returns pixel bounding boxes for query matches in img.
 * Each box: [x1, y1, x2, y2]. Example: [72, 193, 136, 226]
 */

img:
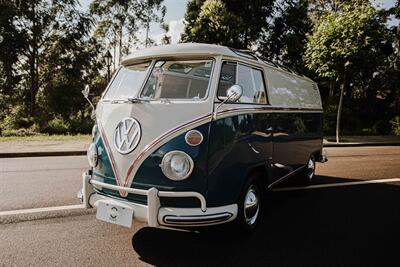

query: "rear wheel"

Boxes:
[235, 174, 262, 232]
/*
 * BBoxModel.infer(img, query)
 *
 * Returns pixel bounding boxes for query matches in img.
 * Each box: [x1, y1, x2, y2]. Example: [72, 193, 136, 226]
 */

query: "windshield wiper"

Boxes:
[127, 97, 149, 103]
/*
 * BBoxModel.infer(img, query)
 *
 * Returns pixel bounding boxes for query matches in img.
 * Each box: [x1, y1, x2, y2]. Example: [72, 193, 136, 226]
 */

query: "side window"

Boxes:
[217, 61, 267, 104]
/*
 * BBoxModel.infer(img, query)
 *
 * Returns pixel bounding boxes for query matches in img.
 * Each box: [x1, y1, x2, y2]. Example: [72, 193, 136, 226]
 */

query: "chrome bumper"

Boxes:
[81, 173, 237, 227]
[317, 148, 328, 163]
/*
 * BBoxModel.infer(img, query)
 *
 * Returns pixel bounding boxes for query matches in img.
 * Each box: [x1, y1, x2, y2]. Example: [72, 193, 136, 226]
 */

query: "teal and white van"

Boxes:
[80, 43, 327, 232]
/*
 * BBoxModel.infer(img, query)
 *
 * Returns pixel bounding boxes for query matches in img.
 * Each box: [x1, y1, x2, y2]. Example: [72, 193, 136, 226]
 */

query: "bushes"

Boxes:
[46, 117, 70, 135]
[0, 105, 94, 137]
[390, 117, 400, 136]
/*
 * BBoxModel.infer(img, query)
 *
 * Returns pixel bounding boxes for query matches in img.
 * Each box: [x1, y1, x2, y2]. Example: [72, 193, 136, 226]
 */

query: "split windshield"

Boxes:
[103, 62, 151, 101]
[103, 59, 214, 101]
[140, 59, 213, 100]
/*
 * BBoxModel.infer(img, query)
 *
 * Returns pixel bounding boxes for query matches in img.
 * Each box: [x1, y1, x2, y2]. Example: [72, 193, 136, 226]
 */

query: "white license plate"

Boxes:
[96, 200, 134, 228]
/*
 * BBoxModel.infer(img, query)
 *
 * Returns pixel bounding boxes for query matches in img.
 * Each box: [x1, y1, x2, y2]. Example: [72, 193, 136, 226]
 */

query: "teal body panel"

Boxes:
[92, 135, 117, 186]
[92, 111, 323, 208]
[207, 113, 273, 207]
[206, 112, 322, 206]
[92, 123, 211, 207]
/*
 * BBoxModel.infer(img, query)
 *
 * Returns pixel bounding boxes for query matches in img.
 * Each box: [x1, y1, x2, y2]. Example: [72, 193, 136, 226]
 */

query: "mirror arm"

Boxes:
[212, 93, 237, 120]
[81, 90, 96, 119]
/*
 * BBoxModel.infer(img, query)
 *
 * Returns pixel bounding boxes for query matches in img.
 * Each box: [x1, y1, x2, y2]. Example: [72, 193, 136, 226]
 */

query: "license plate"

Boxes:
[96, 200, 134, 228]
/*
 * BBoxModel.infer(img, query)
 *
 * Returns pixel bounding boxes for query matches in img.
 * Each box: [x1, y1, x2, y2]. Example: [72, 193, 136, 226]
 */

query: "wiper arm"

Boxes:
[127, 97, 149, 103]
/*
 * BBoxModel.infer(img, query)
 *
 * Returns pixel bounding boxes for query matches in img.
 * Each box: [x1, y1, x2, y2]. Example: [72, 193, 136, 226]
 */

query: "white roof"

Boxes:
[121, 43, 239, 65]
[121, 43, 314, 83]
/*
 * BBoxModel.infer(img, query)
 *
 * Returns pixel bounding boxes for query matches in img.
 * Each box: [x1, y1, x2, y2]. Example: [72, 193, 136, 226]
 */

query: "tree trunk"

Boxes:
[29, 2, 38, 117]
[329, 79, 335, 99]
[336, 79, 346, 143]
[119, 21, 123, 64]
[113, 31, 117, 72]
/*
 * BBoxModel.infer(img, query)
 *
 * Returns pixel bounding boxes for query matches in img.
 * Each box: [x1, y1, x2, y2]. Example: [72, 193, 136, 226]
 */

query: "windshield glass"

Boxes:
[103, 62, 151, 100]
[140, 59, 214, 100]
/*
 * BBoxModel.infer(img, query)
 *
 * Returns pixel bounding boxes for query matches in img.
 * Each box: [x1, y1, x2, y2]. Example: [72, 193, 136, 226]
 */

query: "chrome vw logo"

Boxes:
[114, 118, 141, 154]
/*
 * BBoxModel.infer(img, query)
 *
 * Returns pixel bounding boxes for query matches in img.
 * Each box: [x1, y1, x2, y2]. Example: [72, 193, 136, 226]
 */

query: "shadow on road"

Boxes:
[132, 175, 400, 266]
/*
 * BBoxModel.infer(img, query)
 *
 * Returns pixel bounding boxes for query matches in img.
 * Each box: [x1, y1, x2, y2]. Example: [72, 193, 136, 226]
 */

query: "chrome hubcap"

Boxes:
[244, 185, 259, 226]
[307, 158, 315, 180]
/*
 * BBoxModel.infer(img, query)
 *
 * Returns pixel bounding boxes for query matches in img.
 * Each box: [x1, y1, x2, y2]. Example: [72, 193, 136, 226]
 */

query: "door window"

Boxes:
[217, 61, 267, 104]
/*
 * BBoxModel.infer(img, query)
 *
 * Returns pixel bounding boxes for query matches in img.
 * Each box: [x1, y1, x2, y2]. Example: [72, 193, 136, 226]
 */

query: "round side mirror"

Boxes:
[82, 85, 90, 98]
[227, 84, 243, 102]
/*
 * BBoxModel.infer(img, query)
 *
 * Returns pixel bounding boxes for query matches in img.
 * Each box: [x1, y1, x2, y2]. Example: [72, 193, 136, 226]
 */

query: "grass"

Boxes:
[0, 134, 91, 142]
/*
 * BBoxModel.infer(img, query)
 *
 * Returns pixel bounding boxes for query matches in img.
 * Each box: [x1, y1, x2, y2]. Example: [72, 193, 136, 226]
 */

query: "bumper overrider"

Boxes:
[81, 172, 238, 228]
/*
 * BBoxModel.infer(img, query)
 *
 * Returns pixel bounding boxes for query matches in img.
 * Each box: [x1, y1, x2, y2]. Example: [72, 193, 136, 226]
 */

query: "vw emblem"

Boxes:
[114, 117, 141, 154]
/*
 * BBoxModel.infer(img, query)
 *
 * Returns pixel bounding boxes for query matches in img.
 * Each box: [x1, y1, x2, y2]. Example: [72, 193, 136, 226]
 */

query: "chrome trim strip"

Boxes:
[268, 165, 305, 189]
[90, 179, 207, 212]
[215, 106, 322, 120]
[163, 213, 232, 225]
[123, 113, 213, 188]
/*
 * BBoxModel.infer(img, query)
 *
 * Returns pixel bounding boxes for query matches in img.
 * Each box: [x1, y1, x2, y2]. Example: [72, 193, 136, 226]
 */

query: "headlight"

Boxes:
[160, 151, 194, 181]
[87, 143, 98, 167]
[92, 124, 98, 138]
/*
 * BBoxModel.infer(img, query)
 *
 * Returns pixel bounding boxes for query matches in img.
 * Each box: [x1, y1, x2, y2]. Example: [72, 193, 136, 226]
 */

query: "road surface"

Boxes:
[0, 146, 399, 266]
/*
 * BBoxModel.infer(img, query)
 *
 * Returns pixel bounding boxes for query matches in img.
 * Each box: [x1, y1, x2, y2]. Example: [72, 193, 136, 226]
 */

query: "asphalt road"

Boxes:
[0, 156, 87, 211]
[0, 146, 400, 266]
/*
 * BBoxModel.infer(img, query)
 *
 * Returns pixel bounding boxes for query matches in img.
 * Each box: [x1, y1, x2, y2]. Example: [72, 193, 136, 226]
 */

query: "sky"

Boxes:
[80, 0, 398, 48]
[79, 0, 188, 46]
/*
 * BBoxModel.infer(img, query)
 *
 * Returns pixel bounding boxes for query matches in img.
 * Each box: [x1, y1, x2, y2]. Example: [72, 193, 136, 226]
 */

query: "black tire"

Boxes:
[299, 155, 316, 185]
[235, 174, 262, 233]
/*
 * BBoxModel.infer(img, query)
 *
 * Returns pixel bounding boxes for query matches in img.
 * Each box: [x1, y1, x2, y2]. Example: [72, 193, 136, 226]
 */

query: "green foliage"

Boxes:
[0, 0, 398, 138]
[390, 117, 400, 136]
[90, 0, 165, 63]
[304, 1, 387, 80]
[47, 117, 70, 135]
[260, 0, 312, 72]
[181, 0, 274, 48]
[182, 0, 243, 46]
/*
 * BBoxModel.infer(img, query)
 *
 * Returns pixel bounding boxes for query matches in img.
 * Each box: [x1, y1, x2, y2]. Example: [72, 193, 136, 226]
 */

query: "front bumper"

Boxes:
[81, 173, 237, 228]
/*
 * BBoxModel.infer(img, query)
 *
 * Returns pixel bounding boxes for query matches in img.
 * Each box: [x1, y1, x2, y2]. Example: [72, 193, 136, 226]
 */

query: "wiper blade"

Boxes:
[127, 98, 149, 103]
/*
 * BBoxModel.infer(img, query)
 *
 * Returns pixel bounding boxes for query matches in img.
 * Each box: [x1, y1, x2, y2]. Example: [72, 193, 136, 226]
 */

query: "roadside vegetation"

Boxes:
[0, 134, 91, 142]
[0, 0, 399, 141]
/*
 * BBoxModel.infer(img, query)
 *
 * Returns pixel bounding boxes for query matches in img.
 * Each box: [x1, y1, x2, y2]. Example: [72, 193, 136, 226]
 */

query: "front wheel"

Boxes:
[235, 175, 262, 232]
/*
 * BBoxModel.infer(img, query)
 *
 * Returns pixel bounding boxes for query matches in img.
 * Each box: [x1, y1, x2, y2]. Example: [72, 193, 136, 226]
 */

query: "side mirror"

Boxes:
[213, 84, 243, 120]
[82, 85, 90, 98]
[81, 84, 96, 119]
[226, 84, 243, 102]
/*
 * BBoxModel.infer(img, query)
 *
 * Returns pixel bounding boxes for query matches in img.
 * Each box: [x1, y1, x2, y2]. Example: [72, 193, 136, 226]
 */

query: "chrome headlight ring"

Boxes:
[92, 124, 98, 138]
[87, 143, 98, 167]
[160, 150, 194, 181]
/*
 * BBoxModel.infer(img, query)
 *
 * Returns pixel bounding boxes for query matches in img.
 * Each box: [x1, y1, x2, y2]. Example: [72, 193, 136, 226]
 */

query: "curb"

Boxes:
[0, 207, 95, 225]
[0, 150, 86, 158]
[323, 142, 400, 147]
[1, 142, 399, 158]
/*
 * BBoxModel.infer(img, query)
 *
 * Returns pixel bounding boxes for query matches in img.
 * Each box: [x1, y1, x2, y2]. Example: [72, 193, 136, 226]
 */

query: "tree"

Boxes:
[160, 23, 171, 45]
[0, 0, 103, 134]
[10, 0, 86, 117]
[90, 0, 165, 70]
[181, 0, 243, 47]
[259, 0, 312, 72]
[39, 10, 102, 132]
[181, 0, 275, 49]
[304, 1, 388, 142]
[0, 1, 25, 96]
